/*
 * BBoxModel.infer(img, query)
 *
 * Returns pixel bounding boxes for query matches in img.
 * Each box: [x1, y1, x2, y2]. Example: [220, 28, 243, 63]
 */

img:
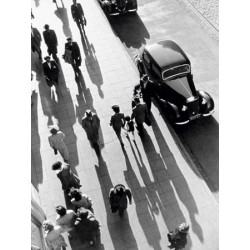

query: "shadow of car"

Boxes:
[98, 0, 137, 15]
[134, 40, 215, 125]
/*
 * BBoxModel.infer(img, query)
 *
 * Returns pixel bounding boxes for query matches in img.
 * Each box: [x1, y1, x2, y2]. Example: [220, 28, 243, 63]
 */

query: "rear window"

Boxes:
[162, 64, 190, 80]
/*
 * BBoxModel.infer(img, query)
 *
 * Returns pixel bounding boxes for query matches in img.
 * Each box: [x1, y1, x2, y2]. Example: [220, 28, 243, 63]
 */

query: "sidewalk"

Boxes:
[31, 0, 218, 249]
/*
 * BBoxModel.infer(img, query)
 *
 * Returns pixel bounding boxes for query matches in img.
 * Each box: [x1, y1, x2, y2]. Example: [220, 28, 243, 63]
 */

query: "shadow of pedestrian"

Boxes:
[122, 146, 160, 249]
[147, 114, 204, 244]
[54, 7, 72, 38]
[94, 159, 139, 250]
[33, 0, 40, 7]
[109, 13, 150, 52]
[80, 35, 104, 98]
[31, 90, 43, 191]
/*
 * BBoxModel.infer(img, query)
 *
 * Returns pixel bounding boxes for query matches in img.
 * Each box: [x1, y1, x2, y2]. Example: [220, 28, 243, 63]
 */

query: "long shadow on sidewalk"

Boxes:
[95, 158, 138, 250]
[122, 146, 161, 249]
[54, 7, 72, 38]
[148, 114, 204, 244]
[109, 13, 150, 50]
[80, 35, 104, 98]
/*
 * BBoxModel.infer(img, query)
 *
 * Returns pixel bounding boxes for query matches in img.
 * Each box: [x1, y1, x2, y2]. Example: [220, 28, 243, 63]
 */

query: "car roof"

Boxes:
[144, 40, 190, 70]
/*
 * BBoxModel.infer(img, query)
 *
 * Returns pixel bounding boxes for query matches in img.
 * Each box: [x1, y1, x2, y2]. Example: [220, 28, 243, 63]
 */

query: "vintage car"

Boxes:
[134, 40, 215, 125]
[99, 0, 137, 15]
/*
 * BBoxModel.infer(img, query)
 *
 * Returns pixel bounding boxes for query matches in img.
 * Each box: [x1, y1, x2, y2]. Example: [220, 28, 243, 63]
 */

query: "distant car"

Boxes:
[134, 40, 215, 125]
[99, 0, 137, 15]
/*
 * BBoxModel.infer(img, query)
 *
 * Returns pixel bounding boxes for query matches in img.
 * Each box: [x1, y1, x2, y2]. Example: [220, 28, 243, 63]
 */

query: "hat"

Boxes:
[85, 109, 92, 117]
[44, 24, 49, 29]
[111, 105, 120, 113]
[44, 56, 50, 60]
[67, 37, 72, 41]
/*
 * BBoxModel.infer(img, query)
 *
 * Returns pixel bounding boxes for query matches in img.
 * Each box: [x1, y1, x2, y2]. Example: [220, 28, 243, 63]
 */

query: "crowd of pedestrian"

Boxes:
[32, 1, 189, 248]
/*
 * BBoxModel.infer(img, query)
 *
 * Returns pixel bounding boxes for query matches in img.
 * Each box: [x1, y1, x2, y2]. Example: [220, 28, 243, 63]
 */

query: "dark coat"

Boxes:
[43, 60, 59, 84]
[131, 103, 148, 124]
[71, 3, 84, 20]
[43, 29, 58, 47]
[65, 41, 81, 60]
[109, 186, 132, 211]
[31, 27, 42, 51]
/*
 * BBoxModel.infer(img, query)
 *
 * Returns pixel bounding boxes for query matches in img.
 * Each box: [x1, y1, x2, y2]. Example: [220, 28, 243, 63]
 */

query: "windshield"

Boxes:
[162, 64, 190, 80]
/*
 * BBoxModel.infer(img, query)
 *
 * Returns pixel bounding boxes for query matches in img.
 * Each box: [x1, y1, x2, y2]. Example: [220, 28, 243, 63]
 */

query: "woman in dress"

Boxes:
[52, 161, 81, 193]
[43, 220, 67, 250]
[48, 127, 69, 163]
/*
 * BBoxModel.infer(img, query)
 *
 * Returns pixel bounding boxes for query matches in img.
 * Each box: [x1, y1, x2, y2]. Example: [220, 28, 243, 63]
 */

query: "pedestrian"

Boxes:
[134, 55, 146, 78]
[43, 56, 59, 87]
[48, 127, 69, 163]
[133, 74, 155, 112]
[69, 188, 93, 211]
[167, 222, 189, 248]
[31, 25, 42, 59]
[131, 97, 150, 136]
[43, 24, 58, 61]
[51, 161, 81, 193]
[109, 184, 132, 217]
[63, 37, 81, 77]
[43, 220, 67, 250]
[124, 115, 135, 140]
[110, 105, 125, 147]
[81, 110, 101, 155]
[55, 205, 77, 238]
[71, 0, 86, 35]
[75, 207, 100, 246]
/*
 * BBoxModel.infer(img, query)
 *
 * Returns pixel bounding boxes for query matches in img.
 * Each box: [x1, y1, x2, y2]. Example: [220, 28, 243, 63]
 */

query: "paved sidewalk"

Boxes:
[31, 0, 218, 249]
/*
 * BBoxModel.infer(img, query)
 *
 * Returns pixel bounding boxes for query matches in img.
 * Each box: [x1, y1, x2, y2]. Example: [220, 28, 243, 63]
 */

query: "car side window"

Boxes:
[143, 52, 150, 69]
[151, 63, 161, 79]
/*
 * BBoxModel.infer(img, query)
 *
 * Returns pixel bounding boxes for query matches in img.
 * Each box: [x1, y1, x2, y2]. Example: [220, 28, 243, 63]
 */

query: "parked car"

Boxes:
[99, 0, 137, 15]
[134, 40, 215, 125]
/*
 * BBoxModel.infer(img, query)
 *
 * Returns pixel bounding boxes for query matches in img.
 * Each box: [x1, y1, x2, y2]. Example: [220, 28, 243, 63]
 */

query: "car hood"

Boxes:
[165, 76, 197, 100]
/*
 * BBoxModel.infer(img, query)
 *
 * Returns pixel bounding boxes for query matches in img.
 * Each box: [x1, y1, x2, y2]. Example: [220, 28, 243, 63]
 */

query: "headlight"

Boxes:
[182, 105, 188, 111]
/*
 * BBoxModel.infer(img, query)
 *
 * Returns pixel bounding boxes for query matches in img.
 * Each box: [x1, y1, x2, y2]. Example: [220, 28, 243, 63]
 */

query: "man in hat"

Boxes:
[131, 97, 149, 136]
[110, 105, 125, 147]
[43, 24, 58, 61]
[64, 37, 82, 76]
[31, 25, 42, 59]
[109, 184, 132, 217]
[133, 74, 155, 112]
[43, 56, 60, 87]
[71, 0, 86, 35]
[81, 110, 101, 154]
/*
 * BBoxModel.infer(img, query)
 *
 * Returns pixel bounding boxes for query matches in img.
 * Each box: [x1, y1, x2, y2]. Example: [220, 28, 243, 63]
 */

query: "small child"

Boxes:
[124, 116, 135, 140]
[167, 222, 189, 248]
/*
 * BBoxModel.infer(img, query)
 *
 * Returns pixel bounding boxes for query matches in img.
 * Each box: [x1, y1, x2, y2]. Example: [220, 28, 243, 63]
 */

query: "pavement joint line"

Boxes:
[92, 0, 218, 206]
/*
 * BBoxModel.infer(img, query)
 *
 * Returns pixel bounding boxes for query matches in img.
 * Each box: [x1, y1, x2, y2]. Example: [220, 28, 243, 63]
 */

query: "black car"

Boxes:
[134, 40, 215, 125]
[98, 0, 137, 15]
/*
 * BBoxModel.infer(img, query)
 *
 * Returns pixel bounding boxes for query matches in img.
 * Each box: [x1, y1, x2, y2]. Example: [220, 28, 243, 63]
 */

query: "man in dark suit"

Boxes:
[64, 37, 82, 76]
[42, 56, 59, 87]
[31, 25, 42, 59]
[71, 0, 86, 35]
[133, 74, 156, 112]
[43, 24, 58, 61]
[131, 97, 149, 136]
